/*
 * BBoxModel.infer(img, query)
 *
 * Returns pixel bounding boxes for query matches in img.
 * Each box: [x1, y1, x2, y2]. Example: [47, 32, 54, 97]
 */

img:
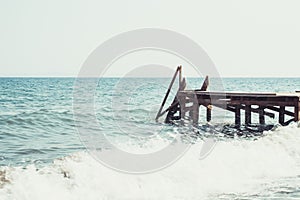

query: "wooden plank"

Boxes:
[180, 91, 299, 107]
[276, 93, 300, 97]
[183, 91, 300, 99]
[230, 100, 296, 107]
[191, 91, 278, 97]
[190, 90, 300, 97]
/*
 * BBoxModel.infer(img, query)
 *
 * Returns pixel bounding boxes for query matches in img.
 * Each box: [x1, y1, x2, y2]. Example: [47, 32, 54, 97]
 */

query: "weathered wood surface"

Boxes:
[155, 66, 182, 121]
[175, 90, 300, 126]
[178, 91, 300, 107]
[157, 67, 300, 127]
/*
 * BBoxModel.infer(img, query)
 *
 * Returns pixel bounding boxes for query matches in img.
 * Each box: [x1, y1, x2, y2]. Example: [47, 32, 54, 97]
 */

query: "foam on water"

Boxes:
[1, 77, 300, 199]
[1, 124, 300, 200]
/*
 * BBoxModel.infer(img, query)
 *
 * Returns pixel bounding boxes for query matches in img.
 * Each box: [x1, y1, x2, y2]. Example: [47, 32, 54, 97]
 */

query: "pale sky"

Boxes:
[1, 0, 300, 77]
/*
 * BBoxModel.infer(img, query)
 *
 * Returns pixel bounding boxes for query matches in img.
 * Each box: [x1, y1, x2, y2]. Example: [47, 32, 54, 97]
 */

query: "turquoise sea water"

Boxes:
[0, 77, 300, 199]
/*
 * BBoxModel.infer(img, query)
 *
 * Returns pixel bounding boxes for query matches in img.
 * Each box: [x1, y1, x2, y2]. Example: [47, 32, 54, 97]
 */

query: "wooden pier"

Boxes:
[156, 66, 300, 127]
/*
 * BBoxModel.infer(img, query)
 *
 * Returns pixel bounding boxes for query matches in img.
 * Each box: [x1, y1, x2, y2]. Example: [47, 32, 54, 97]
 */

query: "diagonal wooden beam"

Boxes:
[155, 66, 181, 121]
[164, 78, 186, 123]
[266, 106, 294, 117]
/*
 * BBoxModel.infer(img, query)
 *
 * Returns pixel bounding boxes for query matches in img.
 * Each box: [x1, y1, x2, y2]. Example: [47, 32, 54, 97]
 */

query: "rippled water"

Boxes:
[0, 77, 300, 199]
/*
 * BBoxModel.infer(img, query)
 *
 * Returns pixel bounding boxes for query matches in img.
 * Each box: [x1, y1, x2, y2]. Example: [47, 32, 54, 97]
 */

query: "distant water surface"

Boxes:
[0, 77, 300, 200]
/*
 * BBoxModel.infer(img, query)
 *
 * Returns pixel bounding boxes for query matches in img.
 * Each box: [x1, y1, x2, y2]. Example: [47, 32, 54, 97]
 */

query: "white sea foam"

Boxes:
[1, 124, 300, 200]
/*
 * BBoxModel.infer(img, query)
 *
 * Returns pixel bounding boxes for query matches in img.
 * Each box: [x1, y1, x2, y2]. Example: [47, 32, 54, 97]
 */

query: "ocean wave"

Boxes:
[0, 124, 300, 200]
[0, 109, 74, 127]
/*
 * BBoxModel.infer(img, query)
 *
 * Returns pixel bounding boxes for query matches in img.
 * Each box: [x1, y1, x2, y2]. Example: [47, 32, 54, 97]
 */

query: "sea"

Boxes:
[0, 77, 300, 200]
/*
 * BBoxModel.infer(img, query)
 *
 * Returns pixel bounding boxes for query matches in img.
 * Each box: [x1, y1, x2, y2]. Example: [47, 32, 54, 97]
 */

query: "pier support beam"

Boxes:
[179, 95, 187, 123]
[279, 106, 285, 125]
[245, 104, 251, 125]
[206, 105, 212, 122]
[190, 98, 199, 125]
[295, 102, 300, 122]
[259, 106, 265, 125]
[235, 105, 241, 127]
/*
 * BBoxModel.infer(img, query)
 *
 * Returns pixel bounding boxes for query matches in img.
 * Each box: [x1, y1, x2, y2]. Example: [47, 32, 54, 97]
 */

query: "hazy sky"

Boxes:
[1, 0, 300, 77]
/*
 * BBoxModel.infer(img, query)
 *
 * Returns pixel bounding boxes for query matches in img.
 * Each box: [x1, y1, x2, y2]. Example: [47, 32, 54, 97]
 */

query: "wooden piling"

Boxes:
[179, 95, 187, 121]
[235, 105, 241, 127]
[245, 104, 251, 125]
[206, 105, 212, 122]
[295, 102, 300, 122]
[191, 98, 199, 125]
[279, 106, 285, 125]
[259, 106, 265, 125]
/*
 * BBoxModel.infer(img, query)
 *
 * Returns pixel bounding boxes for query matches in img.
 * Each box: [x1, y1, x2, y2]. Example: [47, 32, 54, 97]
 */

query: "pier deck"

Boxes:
[156, 66, 300, 127]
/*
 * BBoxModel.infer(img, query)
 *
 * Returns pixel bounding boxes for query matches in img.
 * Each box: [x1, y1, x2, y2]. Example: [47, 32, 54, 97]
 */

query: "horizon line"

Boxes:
[0, 76, 300, 79]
